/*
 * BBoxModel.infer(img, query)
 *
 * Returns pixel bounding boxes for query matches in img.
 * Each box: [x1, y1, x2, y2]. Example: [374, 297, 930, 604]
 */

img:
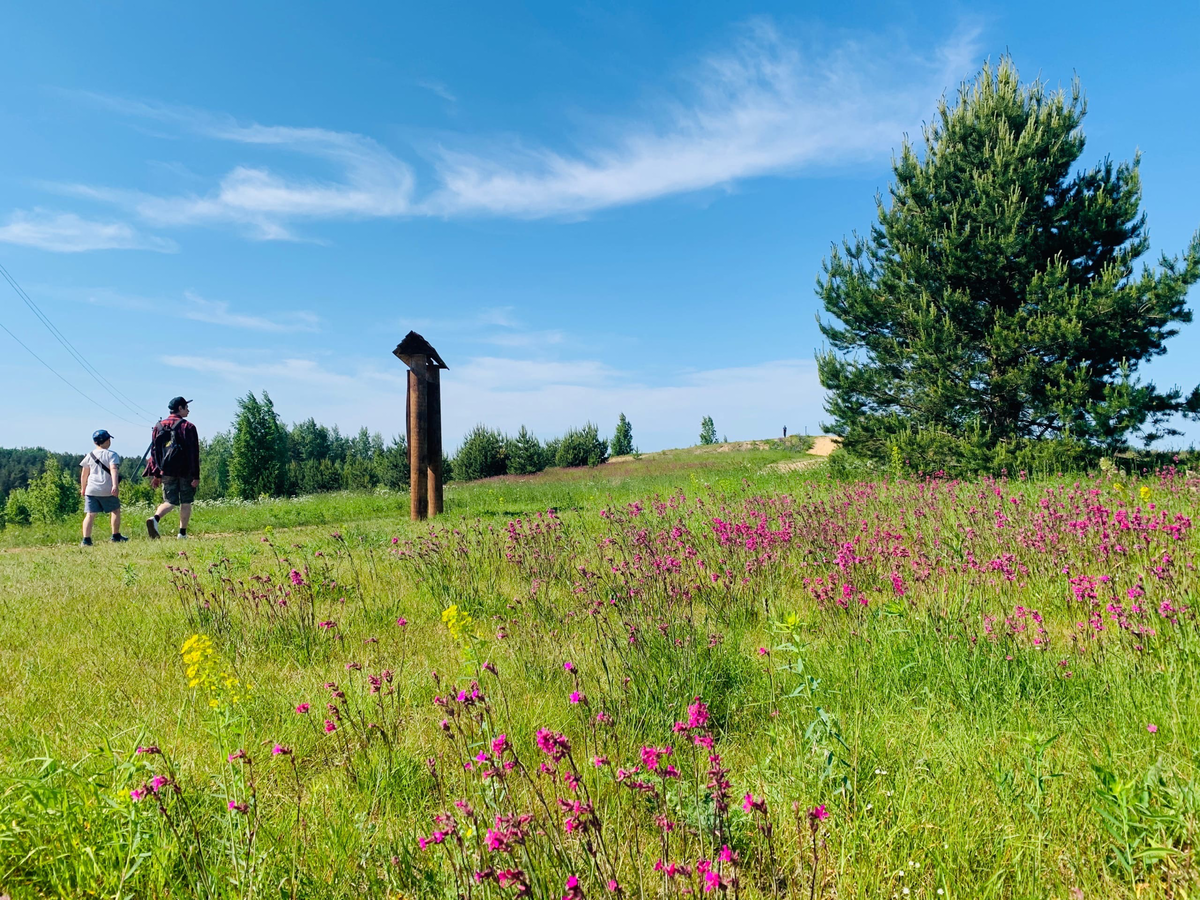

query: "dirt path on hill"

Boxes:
[807, 435, 839, 457]
[765, 435, 840, 474]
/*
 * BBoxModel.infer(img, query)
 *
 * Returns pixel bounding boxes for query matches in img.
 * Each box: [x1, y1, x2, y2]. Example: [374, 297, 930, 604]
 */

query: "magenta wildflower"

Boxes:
[272, 743, 292, 756]
[396, 617, 408, 627]
[324, 719, 337, 733]
[1148, 723, 1158, 733]
[563, 873, 585, 900]
[150, 775, 169, 793]
[130, 787, 146, 802]
[295, 702, 310, 714]
[743, 792, 767, 814]
[535, 728, 571, 761]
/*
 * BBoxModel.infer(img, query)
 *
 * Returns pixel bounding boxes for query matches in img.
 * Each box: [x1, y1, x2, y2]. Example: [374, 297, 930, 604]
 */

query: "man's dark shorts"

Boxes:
[85, 495, 121, 514]
[162, 476, 197, 505]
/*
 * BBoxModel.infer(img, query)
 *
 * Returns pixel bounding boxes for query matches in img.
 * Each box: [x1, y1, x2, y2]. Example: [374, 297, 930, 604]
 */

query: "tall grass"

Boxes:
[0, 450, 1196, 898]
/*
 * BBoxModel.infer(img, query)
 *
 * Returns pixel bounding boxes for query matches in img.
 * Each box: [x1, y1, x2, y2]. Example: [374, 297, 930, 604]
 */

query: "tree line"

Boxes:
[2, 396, 670, 528]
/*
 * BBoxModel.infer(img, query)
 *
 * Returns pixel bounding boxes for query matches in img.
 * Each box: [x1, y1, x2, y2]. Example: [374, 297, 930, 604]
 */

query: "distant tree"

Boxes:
[377, 435, 410, 490]
[556, 423, 609, 468]
[508, 426, 548, 475]
[699, 416, 717, 445]
[817, 59, 1200, 469]
[610, 413, 634, 457]
[230, 391, 287, 499]
[26, 456, 79, 523]
[454, 425, 508, 482]
[196, 432, 233, 500]
[342, 427, 383, 490]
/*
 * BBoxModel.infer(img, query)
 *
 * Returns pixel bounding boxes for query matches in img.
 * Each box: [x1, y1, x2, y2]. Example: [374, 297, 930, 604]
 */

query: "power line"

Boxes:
[0, 260, 157, 420]
[0, 316, 151, 429]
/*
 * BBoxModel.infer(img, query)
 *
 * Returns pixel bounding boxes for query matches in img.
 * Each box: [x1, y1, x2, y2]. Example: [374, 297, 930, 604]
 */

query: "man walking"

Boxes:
[144, 396, 201, 539]
[80, 429, 128, 545]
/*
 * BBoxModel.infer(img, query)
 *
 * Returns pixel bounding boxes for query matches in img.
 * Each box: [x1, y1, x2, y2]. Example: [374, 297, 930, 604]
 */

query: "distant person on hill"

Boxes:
[80, 429, 128, 546]
[144, 396, 200, 540]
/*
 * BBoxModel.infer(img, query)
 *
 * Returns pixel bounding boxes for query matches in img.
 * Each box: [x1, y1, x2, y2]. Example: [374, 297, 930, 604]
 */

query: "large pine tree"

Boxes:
[816, 59, 1200, 469]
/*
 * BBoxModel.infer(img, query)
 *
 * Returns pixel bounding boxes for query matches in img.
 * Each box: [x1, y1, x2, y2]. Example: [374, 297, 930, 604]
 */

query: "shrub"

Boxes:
[555, 423, 609, 468]
[453, 425, 508, 482]
[878, 423, 1096, 476]
[4, 487, 31, 526]
[507, 426, 548, 475]
[27, 457, 79, 523]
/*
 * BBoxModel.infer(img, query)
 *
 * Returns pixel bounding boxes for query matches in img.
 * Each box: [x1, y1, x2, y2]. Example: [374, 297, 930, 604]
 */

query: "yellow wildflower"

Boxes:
[441, 604, 474, 642]
[180, 633, 248, 708]
[1139, 485, 1151, 502]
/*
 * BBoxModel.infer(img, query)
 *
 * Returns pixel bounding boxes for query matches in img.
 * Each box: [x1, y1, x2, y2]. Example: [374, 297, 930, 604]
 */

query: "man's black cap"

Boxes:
[168, 396, 193, 412]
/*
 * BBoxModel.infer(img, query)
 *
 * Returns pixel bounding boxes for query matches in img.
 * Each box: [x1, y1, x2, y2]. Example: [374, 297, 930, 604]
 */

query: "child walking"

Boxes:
[80, 429, 129, 545]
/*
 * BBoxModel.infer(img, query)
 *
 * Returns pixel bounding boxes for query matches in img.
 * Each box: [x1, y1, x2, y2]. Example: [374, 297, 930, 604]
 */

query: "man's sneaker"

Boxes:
[177, 532, 188, 540]
[111, 534, 129, 543]
[81, 537, 93, 547]
[146, 517, 160, 539]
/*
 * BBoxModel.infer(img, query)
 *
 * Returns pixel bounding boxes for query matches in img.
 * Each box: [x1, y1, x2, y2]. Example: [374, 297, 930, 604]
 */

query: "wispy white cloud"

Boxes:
[53, 96, 415, 240]
[30, 283, 319, 333]
[179, 290, 320, 333]
[400, 306, 567, 350]
[56, 19, 980, 238]
[0, 208, 177, 253]
[164, 355, 379, 390]
[416, 77, 458, 104]
[424, 21, 982, 217]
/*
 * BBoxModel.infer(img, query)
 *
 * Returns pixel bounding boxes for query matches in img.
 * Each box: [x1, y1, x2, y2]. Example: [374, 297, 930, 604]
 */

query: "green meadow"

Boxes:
[0, 444, 1196, 899]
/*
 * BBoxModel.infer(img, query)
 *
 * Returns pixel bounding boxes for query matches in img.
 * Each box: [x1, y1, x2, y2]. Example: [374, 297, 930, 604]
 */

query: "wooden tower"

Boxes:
[393, 331, 448, 520]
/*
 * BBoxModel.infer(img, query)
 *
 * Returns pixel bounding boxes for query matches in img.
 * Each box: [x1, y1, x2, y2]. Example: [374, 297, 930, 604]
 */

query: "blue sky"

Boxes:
[1, 1, 1198, 457]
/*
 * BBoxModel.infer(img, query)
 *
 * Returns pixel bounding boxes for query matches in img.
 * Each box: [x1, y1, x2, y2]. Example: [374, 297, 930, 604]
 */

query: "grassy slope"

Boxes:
[0, 440, 1196, 899]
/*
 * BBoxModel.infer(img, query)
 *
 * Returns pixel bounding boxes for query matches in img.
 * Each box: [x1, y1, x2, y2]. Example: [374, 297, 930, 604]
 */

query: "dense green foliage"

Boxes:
[3, 456, 80, 527]
[555, 421, 609, 467]
[228, 392, 288, 499]
[817, 59, 1200, 472]
[452, 424, 509, 481]
[507, 425, 549, 475]
[0, 448, 76, 506]
[610, 412, 634, 457]
[700, 415, 717, 445]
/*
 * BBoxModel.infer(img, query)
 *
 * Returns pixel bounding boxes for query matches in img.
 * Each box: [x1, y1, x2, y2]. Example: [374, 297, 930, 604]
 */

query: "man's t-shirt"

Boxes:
[81, 448, 121, 497]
